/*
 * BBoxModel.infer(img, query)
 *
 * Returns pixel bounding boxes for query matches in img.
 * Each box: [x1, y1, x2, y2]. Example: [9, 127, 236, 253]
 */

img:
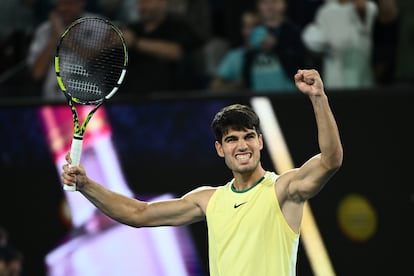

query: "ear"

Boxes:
[258, 134, 264, 150]
[215, 141, 225, 157]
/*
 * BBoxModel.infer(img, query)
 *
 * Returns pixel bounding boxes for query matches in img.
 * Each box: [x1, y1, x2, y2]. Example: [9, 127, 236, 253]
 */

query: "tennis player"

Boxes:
[62, 68, 343, 276]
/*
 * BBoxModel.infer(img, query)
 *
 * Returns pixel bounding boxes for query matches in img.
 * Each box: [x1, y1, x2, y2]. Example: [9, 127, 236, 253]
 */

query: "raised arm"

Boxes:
[61, 153, 212, 228]
[287, 69, 343, 202]
[122, 27, 184, 61]
[30, 11, 65, 81]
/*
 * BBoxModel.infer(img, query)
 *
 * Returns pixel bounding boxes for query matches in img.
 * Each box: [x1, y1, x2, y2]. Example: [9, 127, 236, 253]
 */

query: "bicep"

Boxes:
[288, 154, 338, 201]
[139, 195, 204, 227]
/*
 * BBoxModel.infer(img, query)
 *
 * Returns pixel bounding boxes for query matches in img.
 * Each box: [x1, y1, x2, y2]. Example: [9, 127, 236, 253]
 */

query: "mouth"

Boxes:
[235, 153, 252, 162]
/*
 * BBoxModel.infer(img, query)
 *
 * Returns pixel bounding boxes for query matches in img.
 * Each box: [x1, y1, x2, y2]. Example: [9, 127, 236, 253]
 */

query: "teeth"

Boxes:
[236, 154, 250, 160]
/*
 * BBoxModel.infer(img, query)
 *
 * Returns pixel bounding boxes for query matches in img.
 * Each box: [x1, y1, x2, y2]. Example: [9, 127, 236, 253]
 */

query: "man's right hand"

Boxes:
[50, 10, 65, 40]
[61, 152, 87, 191]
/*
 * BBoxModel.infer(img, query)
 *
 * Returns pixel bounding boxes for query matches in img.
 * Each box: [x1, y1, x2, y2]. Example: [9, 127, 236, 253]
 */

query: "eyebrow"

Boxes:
[223, 131, 257, 142]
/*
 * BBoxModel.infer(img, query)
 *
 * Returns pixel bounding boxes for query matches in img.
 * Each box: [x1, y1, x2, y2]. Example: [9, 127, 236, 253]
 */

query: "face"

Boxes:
[215, 128, 263, 174]
[241, 12, 259, 42]
[7, 260, 22, 276]
[257, 0, 287, 21]
[56, 0, 85, 25]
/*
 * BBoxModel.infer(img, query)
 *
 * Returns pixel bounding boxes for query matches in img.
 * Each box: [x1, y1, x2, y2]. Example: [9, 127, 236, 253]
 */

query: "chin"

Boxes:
[234, 165, 256, 174]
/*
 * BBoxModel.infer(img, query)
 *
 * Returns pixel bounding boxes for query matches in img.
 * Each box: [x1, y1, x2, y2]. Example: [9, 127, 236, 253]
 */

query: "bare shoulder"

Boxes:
[275, 169, 298, 186]
[183, 185, 219, 214]
[274, 168, 299, 203]
[187, 185, 219, 201]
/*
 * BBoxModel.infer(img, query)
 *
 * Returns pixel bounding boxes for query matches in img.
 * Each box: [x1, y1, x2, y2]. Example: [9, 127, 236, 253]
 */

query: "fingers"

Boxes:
[295, 69, 320, 84]
[61, 165, 77, 185]
[65, 152, 72, 164]
[61, 154, 77, 183]
[294, 71, 303, 82]
[120, 28, 137, 47]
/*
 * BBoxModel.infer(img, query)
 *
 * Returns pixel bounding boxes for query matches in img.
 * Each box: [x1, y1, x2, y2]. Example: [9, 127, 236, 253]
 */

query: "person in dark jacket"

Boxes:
[121, 0, 206, 96]
[243, 0, 308, 93]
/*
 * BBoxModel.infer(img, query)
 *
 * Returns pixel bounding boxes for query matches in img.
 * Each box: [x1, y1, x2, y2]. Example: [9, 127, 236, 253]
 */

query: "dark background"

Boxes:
[0, 89, 413, 276]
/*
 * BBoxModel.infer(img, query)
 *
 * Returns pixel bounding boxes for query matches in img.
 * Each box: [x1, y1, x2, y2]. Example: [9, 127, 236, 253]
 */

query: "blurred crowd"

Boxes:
[0, 0, 409, 101]
[0, 226, 23, 276]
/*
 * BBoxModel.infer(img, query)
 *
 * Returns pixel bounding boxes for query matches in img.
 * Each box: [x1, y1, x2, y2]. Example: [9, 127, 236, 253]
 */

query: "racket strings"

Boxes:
[59, 18, 126, 103]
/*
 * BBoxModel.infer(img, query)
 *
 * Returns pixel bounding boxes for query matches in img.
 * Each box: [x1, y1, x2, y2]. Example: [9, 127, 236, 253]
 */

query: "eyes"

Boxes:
[223, 132, 257, 143]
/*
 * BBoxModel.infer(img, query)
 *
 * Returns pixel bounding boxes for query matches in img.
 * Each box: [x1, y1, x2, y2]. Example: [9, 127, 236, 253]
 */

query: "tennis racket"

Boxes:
[55, 17, 128, 191]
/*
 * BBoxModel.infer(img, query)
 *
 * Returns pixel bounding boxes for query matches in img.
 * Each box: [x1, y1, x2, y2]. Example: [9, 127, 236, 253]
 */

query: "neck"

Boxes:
[232, 167, 266, 191]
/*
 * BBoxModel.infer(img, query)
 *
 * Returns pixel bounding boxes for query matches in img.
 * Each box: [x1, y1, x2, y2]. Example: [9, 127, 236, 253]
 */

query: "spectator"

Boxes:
[372, 0, 400, 86]
[26, 0, 96, 102]
[0, 227, 23, 276]
[167, 0, 212, 40]
[4, 246, 23, 276]
[209, 10, 260, 92]
[121, 0, 206, 96]
[167, 0, 213, 88]
[302, 0, 378, 89]
[243, 0, 308, 93]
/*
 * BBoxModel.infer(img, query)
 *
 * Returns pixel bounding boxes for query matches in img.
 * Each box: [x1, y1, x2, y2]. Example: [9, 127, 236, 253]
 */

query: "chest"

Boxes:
[207, 186, 279, 237]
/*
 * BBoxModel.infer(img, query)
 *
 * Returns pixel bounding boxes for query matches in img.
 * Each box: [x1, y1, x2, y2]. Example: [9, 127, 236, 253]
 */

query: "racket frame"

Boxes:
[54, 16, 128, 191]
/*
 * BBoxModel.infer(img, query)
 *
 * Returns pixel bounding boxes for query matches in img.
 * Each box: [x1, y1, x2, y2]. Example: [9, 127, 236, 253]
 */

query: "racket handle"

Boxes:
[64, 137, 83, 191]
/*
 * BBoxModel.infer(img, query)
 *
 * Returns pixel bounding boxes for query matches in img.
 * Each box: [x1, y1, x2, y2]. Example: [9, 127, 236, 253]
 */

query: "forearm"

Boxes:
[79, 179, 147, 227]
[135, 38, 183, 60]
[31, 39, 58, 81]
[310, 94, 343, 169]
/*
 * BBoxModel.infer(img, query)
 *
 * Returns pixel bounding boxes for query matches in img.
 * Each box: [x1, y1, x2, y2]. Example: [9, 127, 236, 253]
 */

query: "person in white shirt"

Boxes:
[27, 0, 96, 102]
[302, 0, 378, 89]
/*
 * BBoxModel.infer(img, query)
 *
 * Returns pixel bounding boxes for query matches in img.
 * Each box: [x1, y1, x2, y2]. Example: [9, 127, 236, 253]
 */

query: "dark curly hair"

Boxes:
[211, 104, 261, 143]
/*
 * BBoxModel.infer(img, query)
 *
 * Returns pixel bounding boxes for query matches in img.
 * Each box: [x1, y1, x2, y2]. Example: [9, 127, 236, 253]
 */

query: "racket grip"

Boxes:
[64, 137, 83, 191]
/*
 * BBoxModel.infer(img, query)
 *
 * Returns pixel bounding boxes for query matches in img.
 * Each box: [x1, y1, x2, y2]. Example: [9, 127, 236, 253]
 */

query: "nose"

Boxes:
[237, 139, 248, 151]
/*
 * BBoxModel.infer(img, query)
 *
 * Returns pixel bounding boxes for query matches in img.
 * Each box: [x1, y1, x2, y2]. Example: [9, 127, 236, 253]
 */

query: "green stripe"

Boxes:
[231, 175, 265, 193]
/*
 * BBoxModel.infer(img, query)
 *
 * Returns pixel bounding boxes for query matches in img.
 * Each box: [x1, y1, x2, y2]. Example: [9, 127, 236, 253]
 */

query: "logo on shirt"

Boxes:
[234, 202, 247, 208]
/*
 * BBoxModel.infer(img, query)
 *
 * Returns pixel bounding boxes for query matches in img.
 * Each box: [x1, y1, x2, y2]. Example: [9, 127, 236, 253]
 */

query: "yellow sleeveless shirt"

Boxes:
[206, 171, 300, 276]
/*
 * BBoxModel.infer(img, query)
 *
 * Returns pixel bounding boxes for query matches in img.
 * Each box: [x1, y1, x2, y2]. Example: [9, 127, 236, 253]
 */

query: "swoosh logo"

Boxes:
[234, 202, 247, 208]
